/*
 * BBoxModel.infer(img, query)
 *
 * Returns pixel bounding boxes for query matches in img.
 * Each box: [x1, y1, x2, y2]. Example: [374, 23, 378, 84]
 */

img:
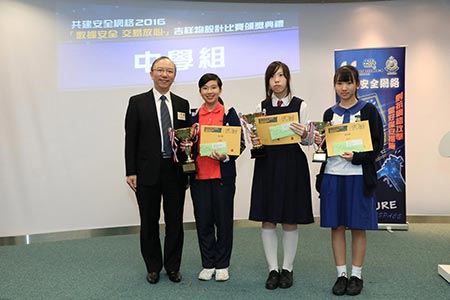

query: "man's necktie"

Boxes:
[277, 100, 283, 107]
[160, 95, 172, 155]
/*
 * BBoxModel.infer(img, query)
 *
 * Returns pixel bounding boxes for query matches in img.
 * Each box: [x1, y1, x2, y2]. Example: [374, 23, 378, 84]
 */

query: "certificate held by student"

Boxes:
[325, 120, 373, 156]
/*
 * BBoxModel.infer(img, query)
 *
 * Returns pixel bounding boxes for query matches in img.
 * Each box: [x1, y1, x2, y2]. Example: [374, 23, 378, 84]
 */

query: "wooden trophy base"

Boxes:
[182, 161, 197, 174]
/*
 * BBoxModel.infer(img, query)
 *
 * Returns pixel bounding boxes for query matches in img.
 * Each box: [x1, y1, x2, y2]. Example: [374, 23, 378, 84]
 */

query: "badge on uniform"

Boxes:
[177, 112, 186, 121]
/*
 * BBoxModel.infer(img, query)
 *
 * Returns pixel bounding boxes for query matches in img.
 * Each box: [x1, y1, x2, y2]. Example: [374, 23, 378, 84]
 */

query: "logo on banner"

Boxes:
[384, 56, 400, 75]
[363, 58, 377, 70]
[339, 60, 357, 68]
[360, 58, 383, 76]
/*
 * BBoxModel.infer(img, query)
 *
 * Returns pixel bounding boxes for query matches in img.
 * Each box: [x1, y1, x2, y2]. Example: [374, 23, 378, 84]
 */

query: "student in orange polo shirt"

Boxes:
[188, 73, 245, 282]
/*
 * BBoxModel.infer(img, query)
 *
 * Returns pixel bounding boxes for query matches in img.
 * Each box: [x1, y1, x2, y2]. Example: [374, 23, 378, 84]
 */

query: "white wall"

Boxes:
[1, 0, 449, 236]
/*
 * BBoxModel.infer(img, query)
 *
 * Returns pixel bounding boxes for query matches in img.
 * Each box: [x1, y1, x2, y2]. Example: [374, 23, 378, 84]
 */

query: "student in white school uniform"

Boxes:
[315, 65, 383, 296]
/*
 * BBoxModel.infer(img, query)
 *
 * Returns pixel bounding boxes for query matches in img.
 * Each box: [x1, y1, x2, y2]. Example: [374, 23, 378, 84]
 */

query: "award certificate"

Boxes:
[200, 125, 241, 156]
[255, 112, 301, 145]
[325, 120, 373, 156]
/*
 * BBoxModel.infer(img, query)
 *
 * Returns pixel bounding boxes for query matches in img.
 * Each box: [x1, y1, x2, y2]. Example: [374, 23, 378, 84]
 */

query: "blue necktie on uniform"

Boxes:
[343, 109, 351, 124]
[160, 95, 172, 155]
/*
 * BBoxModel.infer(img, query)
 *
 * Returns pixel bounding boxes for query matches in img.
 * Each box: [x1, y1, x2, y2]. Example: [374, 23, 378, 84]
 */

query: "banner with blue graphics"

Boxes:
[55, 3, 300, 91]
[334, 47, 406, 225]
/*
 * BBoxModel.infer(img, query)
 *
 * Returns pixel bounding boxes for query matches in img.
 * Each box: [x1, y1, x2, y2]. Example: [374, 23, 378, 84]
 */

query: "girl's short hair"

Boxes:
[198, 73, 224, 105]
[198, 73, 222, 89]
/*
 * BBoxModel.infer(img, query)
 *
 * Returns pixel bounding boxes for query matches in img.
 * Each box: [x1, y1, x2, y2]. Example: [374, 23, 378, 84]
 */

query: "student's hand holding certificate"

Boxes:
[289, 122, 307, 138]
[340, 151, 354, 161]
[256, 112, 301, 145]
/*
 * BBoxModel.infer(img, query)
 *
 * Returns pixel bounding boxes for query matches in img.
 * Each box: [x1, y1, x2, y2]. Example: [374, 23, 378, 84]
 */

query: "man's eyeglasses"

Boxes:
[152, 68, 175, 75]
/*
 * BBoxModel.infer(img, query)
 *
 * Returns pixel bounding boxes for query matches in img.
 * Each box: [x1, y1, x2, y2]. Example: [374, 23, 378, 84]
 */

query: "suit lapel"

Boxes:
[145, 89, 160, 134]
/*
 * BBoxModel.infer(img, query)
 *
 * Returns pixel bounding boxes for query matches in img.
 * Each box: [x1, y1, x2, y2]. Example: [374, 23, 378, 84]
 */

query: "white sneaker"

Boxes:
[198, 268, 215, 281]
[215, 268, 229, 281]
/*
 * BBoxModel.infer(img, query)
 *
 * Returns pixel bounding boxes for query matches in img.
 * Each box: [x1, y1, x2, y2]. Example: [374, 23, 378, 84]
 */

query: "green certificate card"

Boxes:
[269, 123, 295, 140]
[200, 142, 228, 156]
[332, 139, 365, 156]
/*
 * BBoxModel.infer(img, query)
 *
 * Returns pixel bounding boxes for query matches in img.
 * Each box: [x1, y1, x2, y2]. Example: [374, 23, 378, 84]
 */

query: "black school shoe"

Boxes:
[332, 276, 348, 295]
[265, 270, 280, 289]
[346, 276, 363, 296]
[278, 269, 293, 289]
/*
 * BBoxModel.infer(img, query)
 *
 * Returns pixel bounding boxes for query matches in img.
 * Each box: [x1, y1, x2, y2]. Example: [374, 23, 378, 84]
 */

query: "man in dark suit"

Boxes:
[125, 56, 190, 284]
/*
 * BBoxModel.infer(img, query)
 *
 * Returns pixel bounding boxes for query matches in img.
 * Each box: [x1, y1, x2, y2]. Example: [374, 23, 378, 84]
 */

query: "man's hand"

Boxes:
[126, 175, 137, 192]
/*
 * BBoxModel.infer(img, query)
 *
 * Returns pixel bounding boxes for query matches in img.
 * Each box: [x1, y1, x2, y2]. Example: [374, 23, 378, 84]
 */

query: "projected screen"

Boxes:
[56, 2, 300, 91]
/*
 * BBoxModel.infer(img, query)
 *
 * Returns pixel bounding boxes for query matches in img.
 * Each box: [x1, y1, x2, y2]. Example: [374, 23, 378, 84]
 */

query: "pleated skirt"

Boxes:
[249, 145, 314, 224]
[320, 174, 378, 230]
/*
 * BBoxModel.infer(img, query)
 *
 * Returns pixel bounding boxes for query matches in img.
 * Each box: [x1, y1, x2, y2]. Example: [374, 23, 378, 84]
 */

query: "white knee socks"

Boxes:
[262, 228, 278, 271]
[282, 229, 298, 272]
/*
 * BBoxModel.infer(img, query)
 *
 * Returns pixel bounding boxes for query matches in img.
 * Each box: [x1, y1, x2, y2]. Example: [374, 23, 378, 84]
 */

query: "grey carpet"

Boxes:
[0, 223, 449, 300]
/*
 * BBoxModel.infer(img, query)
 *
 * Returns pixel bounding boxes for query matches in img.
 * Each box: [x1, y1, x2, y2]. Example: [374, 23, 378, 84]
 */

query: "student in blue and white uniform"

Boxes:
[315, 65, 384, 296]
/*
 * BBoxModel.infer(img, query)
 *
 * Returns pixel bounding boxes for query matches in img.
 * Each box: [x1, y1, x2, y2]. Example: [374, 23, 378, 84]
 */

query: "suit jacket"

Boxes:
[125, 89, 190, 185]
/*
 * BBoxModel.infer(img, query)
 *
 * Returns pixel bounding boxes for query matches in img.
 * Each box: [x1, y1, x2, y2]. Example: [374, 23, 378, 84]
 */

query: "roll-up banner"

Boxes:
[334, 47, 407, 230]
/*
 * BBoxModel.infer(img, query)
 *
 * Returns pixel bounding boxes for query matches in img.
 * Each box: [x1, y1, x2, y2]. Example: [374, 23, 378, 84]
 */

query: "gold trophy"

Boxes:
[239, 111, 267, 159]
[174, 126, 198, 173]
[311, 121, 331, 163]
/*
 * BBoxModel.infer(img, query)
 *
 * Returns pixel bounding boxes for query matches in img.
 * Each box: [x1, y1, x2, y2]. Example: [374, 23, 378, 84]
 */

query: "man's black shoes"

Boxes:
[146, 272, 160, 284]
[168, 271, 182, 283]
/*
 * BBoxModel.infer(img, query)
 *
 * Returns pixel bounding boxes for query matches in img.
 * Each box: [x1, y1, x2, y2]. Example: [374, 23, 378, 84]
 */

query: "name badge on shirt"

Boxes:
[177, 112, 186, 121]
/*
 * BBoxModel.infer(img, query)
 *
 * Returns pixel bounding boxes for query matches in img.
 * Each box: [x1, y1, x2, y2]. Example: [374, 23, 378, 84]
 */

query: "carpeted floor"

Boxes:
[0, 223, 449, 300]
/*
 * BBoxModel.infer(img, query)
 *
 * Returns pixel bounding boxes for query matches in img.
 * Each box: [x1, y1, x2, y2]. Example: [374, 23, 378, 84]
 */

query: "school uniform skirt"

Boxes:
[249, 144, 314, 224]
[320, 174, 378, 230]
